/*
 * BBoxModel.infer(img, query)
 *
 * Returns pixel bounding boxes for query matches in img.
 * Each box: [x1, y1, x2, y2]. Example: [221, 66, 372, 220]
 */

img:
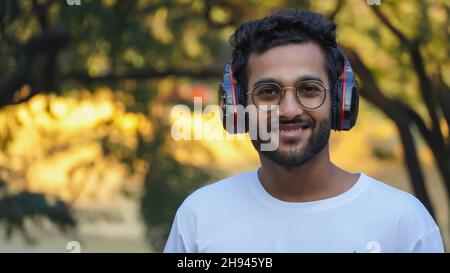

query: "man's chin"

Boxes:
[275, 144, 304, 156]
[260, 147, 311, 167]
[253, 119, 331, 167]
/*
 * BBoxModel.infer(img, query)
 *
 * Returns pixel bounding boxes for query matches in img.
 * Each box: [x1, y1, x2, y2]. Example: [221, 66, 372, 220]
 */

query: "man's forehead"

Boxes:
[247, 42, 328, 87]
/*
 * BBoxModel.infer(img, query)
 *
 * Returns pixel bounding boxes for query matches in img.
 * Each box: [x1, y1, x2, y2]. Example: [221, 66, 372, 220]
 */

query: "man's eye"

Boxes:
[301, 85, 320, 93]
[257, 88, 278, 96]
[298, 84, 322, 96]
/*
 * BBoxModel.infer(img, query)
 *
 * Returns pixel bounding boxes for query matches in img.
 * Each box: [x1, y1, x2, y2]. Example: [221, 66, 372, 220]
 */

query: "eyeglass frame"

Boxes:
[246, 79, 330, 110]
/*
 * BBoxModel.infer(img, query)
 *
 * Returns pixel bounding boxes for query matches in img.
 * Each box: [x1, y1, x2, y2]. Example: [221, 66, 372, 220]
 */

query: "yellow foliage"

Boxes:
[148, 8, 173, 44]
[0, 88, 151, 202]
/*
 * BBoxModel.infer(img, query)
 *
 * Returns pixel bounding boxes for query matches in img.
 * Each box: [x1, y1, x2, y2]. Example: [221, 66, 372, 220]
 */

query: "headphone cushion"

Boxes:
[332, 81, 342, 130]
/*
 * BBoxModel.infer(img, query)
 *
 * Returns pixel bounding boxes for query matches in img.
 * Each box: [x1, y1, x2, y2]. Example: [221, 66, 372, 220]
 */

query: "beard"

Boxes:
[251, 117, 331, 167]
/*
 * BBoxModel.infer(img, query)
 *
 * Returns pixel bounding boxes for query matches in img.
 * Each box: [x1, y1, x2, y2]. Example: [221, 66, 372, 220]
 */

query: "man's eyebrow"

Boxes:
[252, 74, 325, 88]
[252, 78, 280, 87]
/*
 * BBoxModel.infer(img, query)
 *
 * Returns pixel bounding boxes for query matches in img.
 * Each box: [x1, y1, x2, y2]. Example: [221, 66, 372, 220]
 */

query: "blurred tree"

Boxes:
[0, 0, 220, 250]
[340, 1, 449, 218]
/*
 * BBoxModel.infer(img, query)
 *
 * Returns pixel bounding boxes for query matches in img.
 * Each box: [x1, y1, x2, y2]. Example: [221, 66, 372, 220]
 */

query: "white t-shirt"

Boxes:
[164, 169, 444, 253]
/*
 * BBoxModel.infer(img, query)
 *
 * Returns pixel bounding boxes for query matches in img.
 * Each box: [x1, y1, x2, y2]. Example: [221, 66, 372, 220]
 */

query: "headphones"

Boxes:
[218, 45, 359, 134]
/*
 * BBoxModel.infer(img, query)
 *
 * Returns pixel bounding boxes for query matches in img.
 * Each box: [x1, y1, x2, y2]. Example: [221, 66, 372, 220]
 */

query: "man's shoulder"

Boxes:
[364, 174, 442, 251]
[362, 174, 435, 222]
[177, 169, 255, 213]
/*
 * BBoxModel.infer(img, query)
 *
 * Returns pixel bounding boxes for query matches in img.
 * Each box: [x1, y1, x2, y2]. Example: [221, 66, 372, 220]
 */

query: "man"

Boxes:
[164, 9, 444, 253]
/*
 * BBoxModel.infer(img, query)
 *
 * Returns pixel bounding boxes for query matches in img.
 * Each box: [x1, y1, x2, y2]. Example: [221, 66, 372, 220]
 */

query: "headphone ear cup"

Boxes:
[221, 105, 237, 134]
[334, 46, 360, 131]
[332, 81, 342, 131]
[234, 82, 249, 133]
[218, 71, 248, 134]
[234, 82, 245, 106]
[347, 82, 359, 129]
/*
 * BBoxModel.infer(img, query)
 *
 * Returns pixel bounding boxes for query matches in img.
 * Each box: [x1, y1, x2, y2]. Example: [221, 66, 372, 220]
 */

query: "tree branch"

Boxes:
[328, 0, 344, 21]
[0, 31, 69, 108]
[432, 65, 450, 134]
[371, 6, 408, 44]
[32, 0, 49, 31]
[370, 4, 446, 168]
[66, 67, 223, 83]
[344, 46, 439, 216]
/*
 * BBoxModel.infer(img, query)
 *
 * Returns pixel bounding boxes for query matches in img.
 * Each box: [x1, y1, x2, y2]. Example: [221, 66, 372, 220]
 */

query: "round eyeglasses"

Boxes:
[247, 80, 329, 109]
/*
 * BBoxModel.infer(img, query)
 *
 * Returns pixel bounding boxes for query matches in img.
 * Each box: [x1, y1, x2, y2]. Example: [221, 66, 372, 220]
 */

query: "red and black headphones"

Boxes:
[218, 45, 359, 134]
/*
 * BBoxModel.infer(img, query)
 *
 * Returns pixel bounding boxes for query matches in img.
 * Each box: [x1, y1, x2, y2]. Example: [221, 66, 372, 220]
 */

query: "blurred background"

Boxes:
[0, 0, 448, 252]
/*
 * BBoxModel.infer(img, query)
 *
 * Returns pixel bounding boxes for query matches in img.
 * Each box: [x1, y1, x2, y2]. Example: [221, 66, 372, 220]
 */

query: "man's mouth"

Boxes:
[276, 122, 310, 139]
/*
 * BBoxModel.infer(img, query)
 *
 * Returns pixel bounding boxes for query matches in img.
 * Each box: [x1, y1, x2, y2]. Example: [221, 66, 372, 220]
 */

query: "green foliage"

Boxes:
[0, 179, 76, 244]
[137, 116, 218, 251]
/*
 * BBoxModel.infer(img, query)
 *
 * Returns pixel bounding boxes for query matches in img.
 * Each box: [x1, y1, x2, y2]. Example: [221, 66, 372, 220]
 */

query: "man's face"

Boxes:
[247, 42, 332, 167]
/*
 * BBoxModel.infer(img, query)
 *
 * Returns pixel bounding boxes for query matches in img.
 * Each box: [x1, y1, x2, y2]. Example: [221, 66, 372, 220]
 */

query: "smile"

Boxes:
[277, 123, 310, 139]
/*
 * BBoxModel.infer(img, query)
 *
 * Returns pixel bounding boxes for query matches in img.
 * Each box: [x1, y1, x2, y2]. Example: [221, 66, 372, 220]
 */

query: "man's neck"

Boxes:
[258, 144, 358, 202]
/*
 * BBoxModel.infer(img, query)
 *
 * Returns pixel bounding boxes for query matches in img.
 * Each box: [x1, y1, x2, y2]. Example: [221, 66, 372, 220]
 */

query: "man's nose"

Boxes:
[279, 88, 304, 119]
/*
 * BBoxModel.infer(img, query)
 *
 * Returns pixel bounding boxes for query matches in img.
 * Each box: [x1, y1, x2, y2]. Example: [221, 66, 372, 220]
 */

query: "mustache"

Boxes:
[267, 117, 313, 130]
[279, 117, 312, 125]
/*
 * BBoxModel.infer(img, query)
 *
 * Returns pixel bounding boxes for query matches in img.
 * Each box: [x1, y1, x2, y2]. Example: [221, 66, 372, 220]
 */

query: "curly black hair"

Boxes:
[229, 9, 344, 105]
